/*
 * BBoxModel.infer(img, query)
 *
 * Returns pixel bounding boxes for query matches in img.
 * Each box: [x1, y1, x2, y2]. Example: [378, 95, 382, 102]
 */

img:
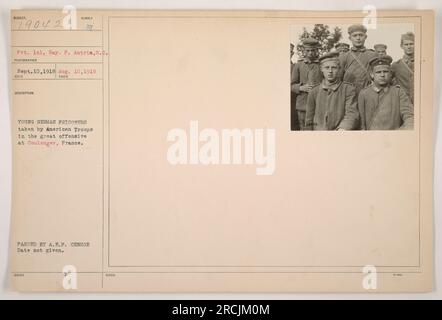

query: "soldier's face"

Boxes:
[375, 49, 386, 56]
[371, 65, 392, 86]
[349, 32, 367, 47]
[321, 60, 340, 83]
[303, 47, 318, 60]
[401, 39, 414, 55]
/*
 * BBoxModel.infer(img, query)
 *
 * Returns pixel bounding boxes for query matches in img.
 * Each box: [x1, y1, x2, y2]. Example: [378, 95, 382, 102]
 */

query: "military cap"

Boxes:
[401, 32, 415, 42]
[302, 38, 320, 48]
[348, 24, 367, 35]
[318, 51, 340, 64]
[368, 55, 393, 67]
[373, 44, 387, 50]
[335, 42, 350, 49]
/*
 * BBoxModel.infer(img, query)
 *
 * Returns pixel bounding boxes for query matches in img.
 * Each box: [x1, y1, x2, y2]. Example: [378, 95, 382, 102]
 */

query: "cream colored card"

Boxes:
[9, 9, 434, 292]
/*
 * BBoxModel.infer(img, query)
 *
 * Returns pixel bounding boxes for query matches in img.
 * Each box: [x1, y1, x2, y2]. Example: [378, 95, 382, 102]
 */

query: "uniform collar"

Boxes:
[302, 58, 319, 64]
[351, 46, 366, 52]
[321, 80, 342, 92]
[372, 84, 390, 93]
[403, 55, 414, 63]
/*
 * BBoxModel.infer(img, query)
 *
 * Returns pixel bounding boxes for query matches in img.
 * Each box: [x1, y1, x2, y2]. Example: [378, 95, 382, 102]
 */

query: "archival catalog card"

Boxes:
[9, 9, 435, 292]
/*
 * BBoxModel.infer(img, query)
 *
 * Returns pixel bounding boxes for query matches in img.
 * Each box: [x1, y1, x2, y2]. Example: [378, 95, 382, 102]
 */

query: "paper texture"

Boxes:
[9, 9, 434, 292]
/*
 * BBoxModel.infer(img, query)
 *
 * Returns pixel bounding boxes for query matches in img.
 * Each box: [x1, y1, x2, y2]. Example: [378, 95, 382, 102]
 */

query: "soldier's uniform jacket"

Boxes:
[392, 55, 414, 103]
[339, 46, 377, 94]
[305, 81, 359, 130]
[358, 84, 414, 130]
[290, 58, 322, 112]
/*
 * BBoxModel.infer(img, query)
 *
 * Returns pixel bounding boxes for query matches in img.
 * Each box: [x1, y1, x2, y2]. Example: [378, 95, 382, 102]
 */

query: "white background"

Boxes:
[0, 0, 441, 300]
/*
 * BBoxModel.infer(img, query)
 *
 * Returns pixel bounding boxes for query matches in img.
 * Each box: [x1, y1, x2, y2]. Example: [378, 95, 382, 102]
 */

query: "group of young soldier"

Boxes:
[290, 24, 415, 131]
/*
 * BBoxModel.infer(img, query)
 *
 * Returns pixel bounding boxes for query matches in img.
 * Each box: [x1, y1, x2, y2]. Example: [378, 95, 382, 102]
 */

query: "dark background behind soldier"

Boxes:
[290, 43, 299, 130]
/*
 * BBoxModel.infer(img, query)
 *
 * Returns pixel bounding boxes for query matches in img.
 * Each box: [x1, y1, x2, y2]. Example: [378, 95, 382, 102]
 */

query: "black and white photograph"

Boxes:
[290, 23, 415, 131]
